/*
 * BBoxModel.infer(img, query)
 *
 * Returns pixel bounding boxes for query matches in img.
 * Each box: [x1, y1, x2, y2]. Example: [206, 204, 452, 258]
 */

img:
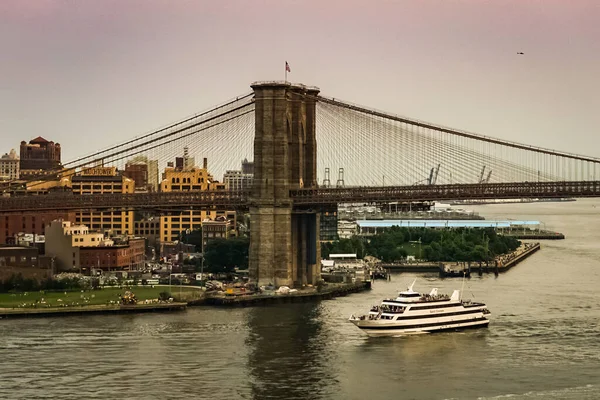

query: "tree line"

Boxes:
[321, 227, 521, 263]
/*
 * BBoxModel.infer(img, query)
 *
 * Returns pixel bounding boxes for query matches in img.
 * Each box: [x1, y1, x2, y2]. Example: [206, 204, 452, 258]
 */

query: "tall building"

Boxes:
[19, 137, 61, 177]
[128, 155, 159, 192]
[241, 158, 254, 175]
[159, 161, 234, 243]
[124, 162, 148, 191]
[0, 149, 19, 181]
[223, 170, 253, 191]
[183, 147, 195, 170]
[71, 166, 135, 235]
[223, 158, 254, 191]
[134, 218, 160, 248]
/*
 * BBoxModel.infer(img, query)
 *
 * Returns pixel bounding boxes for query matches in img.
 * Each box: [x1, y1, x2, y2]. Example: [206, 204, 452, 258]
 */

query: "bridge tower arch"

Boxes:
[249, 82, 321, 287]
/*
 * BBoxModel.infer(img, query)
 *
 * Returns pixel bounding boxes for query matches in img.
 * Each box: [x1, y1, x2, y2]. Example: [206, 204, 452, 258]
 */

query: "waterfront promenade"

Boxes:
[381, 242, 541, 274]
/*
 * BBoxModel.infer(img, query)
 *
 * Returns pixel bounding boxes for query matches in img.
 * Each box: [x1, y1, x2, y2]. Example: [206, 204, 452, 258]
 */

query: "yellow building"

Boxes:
[71, 166, 135, 235]
[161, 166, 225, 192]
[159, 165, 234, 243]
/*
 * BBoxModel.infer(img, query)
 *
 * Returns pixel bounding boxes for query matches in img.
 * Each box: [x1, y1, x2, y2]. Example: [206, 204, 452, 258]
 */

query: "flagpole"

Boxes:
[285, 62, 287, 82]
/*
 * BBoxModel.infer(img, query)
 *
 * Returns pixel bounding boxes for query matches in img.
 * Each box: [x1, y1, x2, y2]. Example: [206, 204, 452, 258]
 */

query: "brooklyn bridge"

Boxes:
[2, 81, 600, 287]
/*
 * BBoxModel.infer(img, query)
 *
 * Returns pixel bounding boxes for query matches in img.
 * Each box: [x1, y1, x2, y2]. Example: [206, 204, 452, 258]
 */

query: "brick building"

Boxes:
[0, 211, 76, 244]
[0, 246, 39, 267]
[19, 136, 61, 176]
[79, 238, 145, 272]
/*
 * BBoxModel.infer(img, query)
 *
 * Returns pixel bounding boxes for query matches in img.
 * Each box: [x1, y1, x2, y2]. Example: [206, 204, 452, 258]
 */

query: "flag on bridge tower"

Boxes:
[285, 61, 291, 81]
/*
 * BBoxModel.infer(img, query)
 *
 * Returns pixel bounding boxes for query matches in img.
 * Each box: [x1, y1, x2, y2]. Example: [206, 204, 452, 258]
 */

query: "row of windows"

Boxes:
[0, 256, 36, 263]
[163, 224, 202, 230]
[73, 184, 123, 190]
[136, 230, 158, 236]
[170, 177, 205, 184]
[73, 237, 99, 243]
[79, 218, 124, 223]
[135, 222, 160, 229]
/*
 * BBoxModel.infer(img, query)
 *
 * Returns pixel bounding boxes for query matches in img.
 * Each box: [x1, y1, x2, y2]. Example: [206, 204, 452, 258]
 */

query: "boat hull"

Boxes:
[350, 318, 489, 337]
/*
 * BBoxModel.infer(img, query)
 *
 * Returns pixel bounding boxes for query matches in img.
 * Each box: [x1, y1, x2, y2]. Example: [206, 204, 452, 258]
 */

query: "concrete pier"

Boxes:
[203, 281, 370, 307]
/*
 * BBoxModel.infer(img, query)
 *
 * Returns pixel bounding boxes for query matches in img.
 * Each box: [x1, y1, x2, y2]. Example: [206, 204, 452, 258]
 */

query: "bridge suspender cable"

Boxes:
[316, 95, 600, 165]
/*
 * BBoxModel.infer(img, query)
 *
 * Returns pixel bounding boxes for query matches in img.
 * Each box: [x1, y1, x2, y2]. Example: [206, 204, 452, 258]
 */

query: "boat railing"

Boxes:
[373, 304, 405, 314]
[419, 294, 450, 301]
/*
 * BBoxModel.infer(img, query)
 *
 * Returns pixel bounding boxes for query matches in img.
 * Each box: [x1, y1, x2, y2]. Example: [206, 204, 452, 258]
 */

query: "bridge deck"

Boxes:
[0, 181, 599, 213]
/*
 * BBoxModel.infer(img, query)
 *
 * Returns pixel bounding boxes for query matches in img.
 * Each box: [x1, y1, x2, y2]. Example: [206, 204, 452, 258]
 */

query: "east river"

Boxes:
[1, 199, 600, 399]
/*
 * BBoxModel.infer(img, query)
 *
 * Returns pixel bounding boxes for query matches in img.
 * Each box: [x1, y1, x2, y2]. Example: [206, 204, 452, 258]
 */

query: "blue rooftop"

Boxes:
[356, 220, 540, 229]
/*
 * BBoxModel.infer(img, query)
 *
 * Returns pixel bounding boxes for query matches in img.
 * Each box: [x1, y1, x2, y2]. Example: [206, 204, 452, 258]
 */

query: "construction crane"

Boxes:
[427, 164, 441, 185]
[478, 166, 486, 184]
[432, 164, 441, 185]
[484, 170, 492, 184]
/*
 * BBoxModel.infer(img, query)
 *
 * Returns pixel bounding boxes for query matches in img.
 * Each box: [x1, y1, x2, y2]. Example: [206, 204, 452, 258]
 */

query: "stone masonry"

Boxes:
[249, 82, 321, 287]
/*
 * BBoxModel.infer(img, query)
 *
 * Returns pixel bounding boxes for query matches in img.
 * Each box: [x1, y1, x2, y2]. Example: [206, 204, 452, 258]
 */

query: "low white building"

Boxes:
[0, 149, 19, 181]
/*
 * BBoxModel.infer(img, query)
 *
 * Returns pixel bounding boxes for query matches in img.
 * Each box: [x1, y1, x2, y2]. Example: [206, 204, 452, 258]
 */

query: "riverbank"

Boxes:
[0, 282, 372, 317]
[202, 281, 371, 307]
[503, 230, 565, 240]
[0, 302, 187, 319]
[0, 286, 202, 319]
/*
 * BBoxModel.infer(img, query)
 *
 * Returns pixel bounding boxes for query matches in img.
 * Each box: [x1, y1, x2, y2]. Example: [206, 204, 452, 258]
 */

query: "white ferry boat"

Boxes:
[349, 281, 490, 336]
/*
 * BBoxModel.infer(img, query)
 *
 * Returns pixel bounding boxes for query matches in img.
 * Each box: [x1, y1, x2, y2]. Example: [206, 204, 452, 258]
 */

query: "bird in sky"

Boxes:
[517, 52, 524, 55]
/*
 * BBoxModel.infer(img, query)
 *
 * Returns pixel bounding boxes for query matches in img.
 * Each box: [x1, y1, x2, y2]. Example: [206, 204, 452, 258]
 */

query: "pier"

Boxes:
[203, 281, 370, 307]
[378, 242, 541, 277]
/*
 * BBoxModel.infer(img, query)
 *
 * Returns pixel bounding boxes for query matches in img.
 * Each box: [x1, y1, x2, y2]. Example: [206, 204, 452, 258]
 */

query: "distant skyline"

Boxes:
[1, 0, 599, 162]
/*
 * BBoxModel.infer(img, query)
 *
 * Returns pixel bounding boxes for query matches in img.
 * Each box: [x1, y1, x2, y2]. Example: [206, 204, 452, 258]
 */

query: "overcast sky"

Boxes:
[1, 0, 598, 162]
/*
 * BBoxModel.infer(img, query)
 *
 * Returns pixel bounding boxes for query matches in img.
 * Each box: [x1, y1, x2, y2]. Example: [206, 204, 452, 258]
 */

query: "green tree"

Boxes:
[203, 237, 250, 273]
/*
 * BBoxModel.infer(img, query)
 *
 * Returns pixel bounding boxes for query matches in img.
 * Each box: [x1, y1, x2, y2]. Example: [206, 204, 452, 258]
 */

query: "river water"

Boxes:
[1, 199, 600, 400]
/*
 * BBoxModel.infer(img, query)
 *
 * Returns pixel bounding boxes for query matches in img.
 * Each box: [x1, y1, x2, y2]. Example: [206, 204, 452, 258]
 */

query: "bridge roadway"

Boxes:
[1, 181, 600, 213]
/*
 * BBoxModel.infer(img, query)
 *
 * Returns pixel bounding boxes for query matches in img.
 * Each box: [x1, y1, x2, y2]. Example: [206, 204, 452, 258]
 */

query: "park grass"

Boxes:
[0, 286, 203, 309]
[400, 242, 422, 258]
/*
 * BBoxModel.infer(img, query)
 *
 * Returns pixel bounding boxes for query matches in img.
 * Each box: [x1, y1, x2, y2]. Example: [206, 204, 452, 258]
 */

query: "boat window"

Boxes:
[399, 293, 421, 298]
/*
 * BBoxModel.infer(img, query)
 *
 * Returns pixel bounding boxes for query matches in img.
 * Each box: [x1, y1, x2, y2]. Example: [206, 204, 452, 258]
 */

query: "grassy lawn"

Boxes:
[0, 286, 202, 309]
[401, 242, 422, 258]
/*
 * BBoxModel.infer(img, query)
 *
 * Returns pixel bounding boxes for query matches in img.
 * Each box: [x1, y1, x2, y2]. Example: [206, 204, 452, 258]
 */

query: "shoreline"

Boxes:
[0, 302, 187, 319]
[0, 282, 372, 317]
[202, 281, 371, 307]
[380, 242, 541, 274]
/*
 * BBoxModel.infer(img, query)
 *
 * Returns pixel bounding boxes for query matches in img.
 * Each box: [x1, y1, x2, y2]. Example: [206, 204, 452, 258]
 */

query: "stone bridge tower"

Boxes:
[249, 82, 321, 288]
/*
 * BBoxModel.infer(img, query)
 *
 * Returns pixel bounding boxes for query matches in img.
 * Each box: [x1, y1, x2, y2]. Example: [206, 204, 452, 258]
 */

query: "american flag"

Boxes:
[285, 61, 291, 72]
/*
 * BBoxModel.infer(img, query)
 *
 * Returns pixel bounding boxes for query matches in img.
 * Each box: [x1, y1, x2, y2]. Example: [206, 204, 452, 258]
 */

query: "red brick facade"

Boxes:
[0, 212, 76, 244]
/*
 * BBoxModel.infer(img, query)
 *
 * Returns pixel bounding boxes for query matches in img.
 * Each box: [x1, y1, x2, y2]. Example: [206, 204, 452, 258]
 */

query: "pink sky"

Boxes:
[0, 0, 598, 160]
